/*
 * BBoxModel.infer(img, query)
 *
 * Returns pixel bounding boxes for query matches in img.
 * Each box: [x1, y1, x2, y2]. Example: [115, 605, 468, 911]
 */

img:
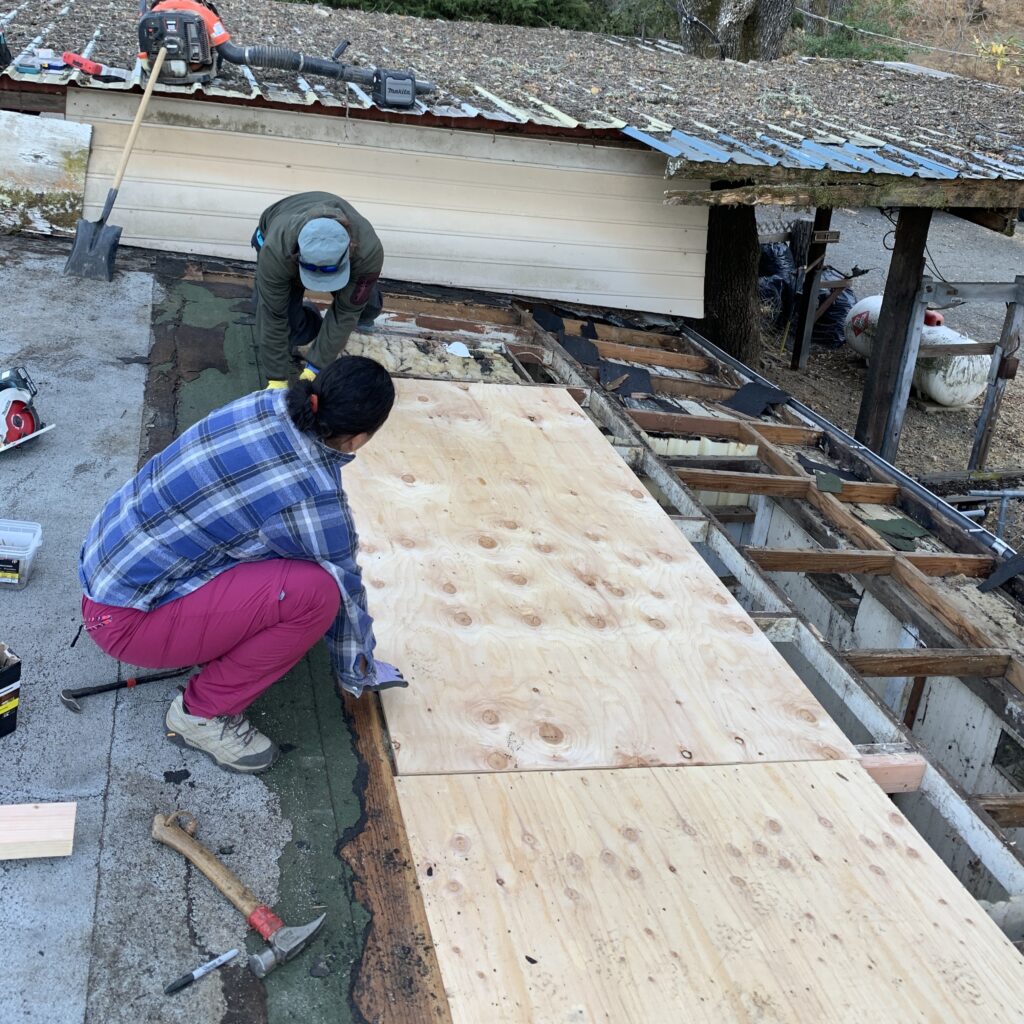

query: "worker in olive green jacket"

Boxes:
[252, 192, 384, 388]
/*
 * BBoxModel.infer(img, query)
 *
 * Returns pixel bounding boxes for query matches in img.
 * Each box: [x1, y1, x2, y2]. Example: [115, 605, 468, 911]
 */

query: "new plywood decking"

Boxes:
[347, 380, 856, 774]
[397, 762, 1024, 1024]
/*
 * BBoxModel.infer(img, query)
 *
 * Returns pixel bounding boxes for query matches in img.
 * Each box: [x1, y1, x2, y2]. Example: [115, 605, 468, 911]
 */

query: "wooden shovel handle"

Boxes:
[111, 47, 167, 191]
[152, 810, 260, 918]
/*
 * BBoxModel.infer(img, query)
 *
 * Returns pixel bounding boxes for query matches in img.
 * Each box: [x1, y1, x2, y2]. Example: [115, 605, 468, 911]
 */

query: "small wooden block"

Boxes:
[856, 743, 926, 793]
[0, 802, 77, 860]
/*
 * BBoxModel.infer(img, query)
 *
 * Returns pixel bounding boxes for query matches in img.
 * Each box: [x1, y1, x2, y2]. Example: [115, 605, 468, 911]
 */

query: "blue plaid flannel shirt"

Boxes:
[79, 389, 377, 693]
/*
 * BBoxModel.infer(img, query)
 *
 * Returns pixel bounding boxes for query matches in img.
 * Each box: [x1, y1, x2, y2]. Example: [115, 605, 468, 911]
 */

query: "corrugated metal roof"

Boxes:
[3, 2, 1024, 184]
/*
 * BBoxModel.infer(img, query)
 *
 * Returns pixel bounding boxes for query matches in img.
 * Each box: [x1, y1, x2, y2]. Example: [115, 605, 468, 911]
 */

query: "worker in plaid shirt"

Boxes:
[79, 356, 405, 774]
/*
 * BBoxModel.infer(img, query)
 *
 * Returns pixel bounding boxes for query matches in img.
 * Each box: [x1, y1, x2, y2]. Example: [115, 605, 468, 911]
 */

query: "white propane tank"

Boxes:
[844, 295, 991, 407]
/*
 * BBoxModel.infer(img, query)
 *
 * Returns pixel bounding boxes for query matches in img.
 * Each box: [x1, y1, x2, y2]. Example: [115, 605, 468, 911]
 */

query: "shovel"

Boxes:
[64, 47, 166, 282]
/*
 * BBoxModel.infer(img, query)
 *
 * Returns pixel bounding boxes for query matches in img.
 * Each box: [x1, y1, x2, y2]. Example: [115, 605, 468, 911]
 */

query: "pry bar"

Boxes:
[61, 668, 188, 713]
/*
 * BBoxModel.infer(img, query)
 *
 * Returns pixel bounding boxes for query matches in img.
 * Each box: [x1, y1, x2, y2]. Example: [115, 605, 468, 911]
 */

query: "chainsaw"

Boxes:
[0, 367, 53, 454]
[133, 0, 434, 107]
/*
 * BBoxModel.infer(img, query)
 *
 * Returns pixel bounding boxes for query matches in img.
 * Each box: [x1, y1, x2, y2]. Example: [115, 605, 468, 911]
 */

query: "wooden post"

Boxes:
[969, 276, 1024, 470]
[790, 207, 833, 371]
[854, 207, 933, 462]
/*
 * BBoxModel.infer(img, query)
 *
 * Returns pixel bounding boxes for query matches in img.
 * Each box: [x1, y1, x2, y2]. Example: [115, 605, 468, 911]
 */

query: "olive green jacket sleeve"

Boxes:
[304, 237, 384, 373]
[254, 242, 301, 382]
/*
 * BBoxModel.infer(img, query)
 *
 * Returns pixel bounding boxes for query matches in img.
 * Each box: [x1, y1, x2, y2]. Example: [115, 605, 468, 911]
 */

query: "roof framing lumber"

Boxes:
[676, 465, 898, 504]
[589, 339, 716, 373]
[629, 409, 821, 444]
[856, 742, 927, 793]
[746, 547, 995, 578]
[975, 794, 1024, 830]
[844, 648, 1012, 679]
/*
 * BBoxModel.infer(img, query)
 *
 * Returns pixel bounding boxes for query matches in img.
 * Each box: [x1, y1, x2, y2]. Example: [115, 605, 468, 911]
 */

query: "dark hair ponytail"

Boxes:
[286, 356, 395, 441]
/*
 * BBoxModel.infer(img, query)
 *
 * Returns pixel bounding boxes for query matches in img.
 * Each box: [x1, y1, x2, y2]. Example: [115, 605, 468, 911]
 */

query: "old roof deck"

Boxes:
[3, 0, 1024, 201]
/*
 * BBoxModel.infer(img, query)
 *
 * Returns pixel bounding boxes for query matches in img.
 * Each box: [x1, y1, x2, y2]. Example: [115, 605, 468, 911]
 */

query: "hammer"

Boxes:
[152, 810, 326, 978]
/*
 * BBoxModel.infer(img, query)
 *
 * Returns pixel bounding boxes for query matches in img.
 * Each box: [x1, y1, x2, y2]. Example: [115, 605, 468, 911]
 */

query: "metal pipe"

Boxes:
[678, 322, 1017, 559]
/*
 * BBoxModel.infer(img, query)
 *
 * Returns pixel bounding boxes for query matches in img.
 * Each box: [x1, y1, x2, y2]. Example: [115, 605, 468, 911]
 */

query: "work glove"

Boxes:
[338, 659, 408, 698]
[264, 380, 288, 390]
[299, 363, 319, 382]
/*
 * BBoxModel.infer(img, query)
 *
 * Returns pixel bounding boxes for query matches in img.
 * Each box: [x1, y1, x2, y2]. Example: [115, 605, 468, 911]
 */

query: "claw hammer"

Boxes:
[152, 810, 326, 977]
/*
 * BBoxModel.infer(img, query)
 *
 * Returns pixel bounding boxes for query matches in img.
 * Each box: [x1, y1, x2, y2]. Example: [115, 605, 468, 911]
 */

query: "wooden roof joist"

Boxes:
[676, 467, 898, 504]
[746, 547, 995, 578]
[666, 178, 1024, 211]
[845, 648, 1013, 679]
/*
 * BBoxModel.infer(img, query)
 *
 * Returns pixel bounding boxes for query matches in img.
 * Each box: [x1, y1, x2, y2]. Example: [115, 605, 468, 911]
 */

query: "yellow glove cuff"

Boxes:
[265, 380, 288, 390]
[299, 367, 317, 382]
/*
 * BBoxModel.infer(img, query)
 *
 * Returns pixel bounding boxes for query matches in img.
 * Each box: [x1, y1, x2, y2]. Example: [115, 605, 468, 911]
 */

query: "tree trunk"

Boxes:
[676, 0, 796, 60]
[702, 203, 762, 366]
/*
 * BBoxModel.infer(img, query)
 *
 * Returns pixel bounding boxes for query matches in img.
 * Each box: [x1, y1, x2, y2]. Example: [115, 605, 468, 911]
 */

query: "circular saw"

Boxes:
[1, 367, 54, 453]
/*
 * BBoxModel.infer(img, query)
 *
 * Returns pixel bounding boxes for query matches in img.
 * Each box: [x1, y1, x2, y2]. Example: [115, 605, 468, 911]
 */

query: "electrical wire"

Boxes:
[796, 7, 1022, 66]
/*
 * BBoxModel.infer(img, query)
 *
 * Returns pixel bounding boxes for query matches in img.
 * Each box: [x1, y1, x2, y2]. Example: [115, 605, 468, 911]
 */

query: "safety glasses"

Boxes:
[299, 259, 345, 275]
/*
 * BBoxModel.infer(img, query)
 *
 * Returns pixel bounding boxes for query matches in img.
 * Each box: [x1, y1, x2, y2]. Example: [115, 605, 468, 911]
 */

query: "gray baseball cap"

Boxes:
[297, 218, 352, 292]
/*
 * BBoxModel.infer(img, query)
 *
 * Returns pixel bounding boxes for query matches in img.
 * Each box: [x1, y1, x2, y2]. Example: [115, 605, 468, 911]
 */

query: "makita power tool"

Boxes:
[137, 0, 434, 108]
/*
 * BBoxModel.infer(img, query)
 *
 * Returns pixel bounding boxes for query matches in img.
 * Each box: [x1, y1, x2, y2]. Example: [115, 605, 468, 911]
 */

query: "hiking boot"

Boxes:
[164, 694, 280, 774]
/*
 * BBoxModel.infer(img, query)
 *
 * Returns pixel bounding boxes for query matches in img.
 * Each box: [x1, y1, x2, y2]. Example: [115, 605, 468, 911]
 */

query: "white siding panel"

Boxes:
[66, 93, 707, 315]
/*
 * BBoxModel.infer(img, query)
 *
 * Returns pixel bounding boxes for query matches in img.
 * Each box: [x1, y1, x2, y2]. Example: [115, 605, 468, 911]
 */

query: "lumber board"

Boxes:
[976, 794, 1024, 829]
[346, 380, 856, 774]
[630, 409, 821, 444]
[747, 548, 994, 578]
[588, 339, 715, 373]
[0, 802, 76, 860]
[650, 376, 738, 402]
[844, 648, 1012, 678]
[856, 742, 926, 793]
[339, 694, 452, 1024]
[676, 468, 813, 498]
[559, 319, 687, 352]
[397, 762, 1024, 1023]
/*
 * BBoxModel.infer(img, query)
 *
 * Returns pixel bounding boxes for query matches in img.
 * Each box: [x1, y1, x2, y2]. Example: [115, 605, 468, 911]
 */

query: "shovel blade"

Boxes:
[63, 218, 123, 282]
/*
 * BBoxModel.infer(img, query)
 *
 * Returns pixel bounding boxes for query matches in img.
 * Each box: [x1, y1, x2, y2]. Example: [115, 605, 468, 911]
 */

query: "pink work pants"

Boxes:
[81, 560, 340, 718]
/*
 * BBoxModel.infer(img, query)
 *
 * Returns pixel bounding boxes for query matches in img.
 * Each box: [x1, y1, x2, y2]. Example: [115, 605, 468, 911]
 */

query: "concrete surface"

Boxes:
[0, 251, 363, 1024]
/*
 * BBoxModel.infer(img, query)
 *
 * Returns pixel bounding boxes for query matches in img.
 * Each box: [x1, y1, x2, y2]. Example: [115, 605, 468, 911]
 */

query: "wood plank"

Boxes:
[976, 794, 1024, 829]
[345, 380, 856, 774]
[560, 319, 689, 352]
[339, 694, 452, 1023]
[844, 648, 1012, 678]
[747, 548, 994, 577]
[397, 762, 1024, 1024]
[651, 376, 738, 402]
[675, 468, 812, 498]
[918, 341, 999, 357]
[709, 504, 757, 523]
[0, 802, 76, 860]
[833, 481, 900, 503]
[856, 742, 927, 793]
[588, 339, 715, 373]
[630, 409, 821, 444]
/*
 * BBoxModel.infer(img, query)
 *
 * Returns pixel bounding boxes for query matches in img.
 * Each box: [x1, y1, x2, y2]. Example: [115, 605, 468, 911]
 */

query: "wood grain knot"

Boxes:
[584, 531, 603, 542]
[817, 816, 834, 830]
[654, 550, 674, 563]
[626, 867, 642, 881]
[712, 592, 729, 605]
[607, 584, 625, 597]
[869, 864, 886, 877]
[481, 709, 500, 725]
[736, 621, 755, 635]
[794, 707, 818, 723]
[447, 881, 462, 892]
[478, 535, 498, 549]
[753, 841, 769, 856]
[477, 477, 487, 486]
[538, 722, 564, 744]
[882, 833, 897, 848]
[905, 846, 921, 859]
[522, 832, 538, 847]
[767, 819, 783, 834]
[566, 852, 584, 871]
[679, 819, 698, 837]
[536, 542, 554, 553]
[579, 574, 598, 587]
[442, 582, 458, 594]
[564, 887, 581, 901]
[587, 615, 607, 630]
[600, 849, 617, 866]
[509, 573, 528, 586]
[729, 875, 747, 888]
[889, 812, 905, 826]
[495, 877, 505, 886]
[523, 614, 542, 627]
[679, 749, 694, 760]
[401, 473, 416, 484]
[501, 520, 519, 530]
[725, 843, 743, 859]
[454, 612, 473, 627]
[647, 618, 666, 630]
[629, 489, 645, 499]
[621, 827, 640, 843]
[650, 589, 665, 599]
[416, 394, 430, 402]
[486, 751, 512, 769]
[451, 834, 471, 853]
[777, 857, 794, 871]
[398, 537, 416, 549]
[368, 578, 386, 589]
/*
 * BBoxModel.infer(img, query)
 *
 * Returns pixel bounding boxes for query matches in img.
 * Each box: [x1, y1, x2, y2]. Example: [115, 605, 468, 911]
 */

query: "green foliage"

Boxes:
[323, 0, 607, 31]
[795, 0, 912, 61]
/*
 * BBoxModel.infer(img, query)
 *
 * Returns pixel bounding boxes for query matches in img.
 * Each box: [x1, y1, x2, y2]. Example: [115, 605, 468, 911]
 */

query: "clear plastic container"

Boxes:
[0, 520, 43, 589]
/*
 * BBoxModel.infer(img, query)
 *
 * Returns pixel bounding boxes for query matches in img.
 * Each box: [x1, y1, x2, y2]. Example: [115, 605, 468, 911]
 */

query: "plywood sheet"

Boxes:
[397, 762, 1024, 1023]
[346, 380, 857, 774]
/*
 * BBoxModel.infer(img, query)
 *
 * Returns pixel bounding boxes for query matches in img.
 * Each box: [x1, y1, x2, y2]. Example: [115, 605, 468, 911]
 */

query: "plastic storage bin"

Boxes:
[0, 520, 42, 589]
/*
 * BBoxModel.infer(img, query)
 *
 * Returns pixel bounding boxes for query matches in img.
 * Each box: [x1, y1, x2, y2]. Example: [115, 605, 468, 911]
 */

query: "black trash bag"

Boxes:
[758, 242, 796, 280]
[758, 273, 795, 330]
[811, 267, 857, 349]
